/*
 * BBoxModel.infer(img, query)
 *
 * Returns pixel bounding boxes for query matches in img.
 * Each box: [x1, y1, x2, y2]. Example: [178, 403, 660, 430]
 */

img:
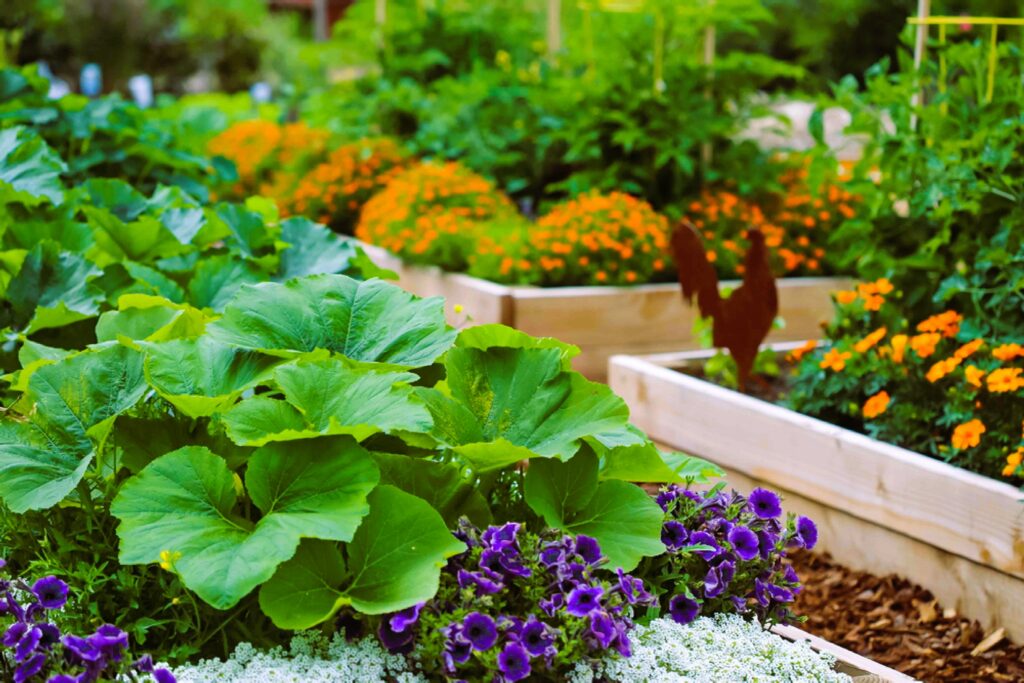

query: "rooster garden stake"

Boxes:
[671, 221, 779, 391]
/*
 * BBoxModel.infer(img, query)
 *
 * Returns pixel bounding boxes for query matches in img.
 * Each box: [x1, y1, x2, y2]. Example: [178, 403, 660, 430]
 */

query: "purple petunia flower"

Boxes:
[0, 596, 10, 618]
[520, 618, 555, 657]
[613, 619, 632, 657]
[462, 612, 497, 651]
[587, 611, 616, 649]
[135, 654, 155, 673]
[753, 578, 770, 607]
[497, 642, 531, 682]
[687, 531, 720, 560]
[446, 634, 472, 665]
[538, 593, 564, 617]
[4, 621, 28, 648]
[37, 623, 60, 649]
[482, 523, 520, 551]
[757, 529, 778, 559]
[48, 676, 77, 683]
[661, 521, 688, 550]
[538, 545, 564, 567]
[377, 620, 415, 653]
[748, 488, 783, 519]
[31, 576, 69, 611]
[389, 603, 424, 633]
[457, 569, 503, 594]
[574, 535, 602, 565]
[767, 584, 795, 603]
[668, 594, 700, 625]
[153, 668, 177, 683]
[795, 516, 818, 549]
[655, 486, 680, 511]
[615, 568, 654, 606]
[703, 566, 726, 599]
[14, 626, 41, 662]
[89, 624, 128, 660]
[730, 596, 749, 613]
[727, 525, 760, 561]
[565, 585, 603, 617]
[13, 653, 45, 683]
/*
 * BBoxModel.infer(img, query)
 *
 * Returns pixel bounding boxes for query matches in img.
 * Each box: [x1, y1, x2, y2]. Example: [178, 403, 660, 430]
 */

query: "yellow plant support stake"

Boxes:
[987, 24, 999, 103]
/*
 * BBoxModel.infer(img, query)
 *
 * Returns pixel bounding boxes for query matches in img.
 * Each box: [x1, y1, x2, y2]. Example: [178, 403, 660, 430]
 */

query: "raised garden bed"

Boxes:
[773, 624, 916, 682]
[363, 244, 846, 381]
[608, 343, 1024, 642]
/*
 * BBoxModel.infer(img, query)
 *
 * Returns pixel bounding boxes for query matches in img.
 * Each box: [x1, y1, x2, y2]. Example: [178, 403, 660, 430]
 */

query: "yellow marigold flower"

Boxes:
[889, 334, 908, 363]
[835, 290, 858, 305]
[964, 365, 985, 388]
[854, 327, 887, 353]
[819, 348, 852, 372]
[986, 367, 1024, 393]
[992, 343, 1024, 361]
[862, 390, 890, 419]
[925, 356, 961, 383]
[951, 419, 985, 450]
[909, 332, 941, 359]
[786, 339, 818, 362]
[953, 338, 984, 360]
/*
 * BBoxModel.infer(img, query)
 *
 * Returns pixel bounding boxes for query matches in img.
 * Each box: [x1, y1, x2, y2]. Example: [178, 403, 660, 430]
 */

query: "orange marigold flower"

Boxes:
[787, 339, 818, 362]
[819, 348, 852, 372]
[854, 327, 887, 353]
[909, 333, 941, 359]
[889, 334, 908, 364]
[1005, 448, 1024, 477]
[862, 294, 885, 311]
[835, 290, 858, 305]
[862, 390, 890, 419]
[874, 278, 894, 294]
[964, 365, 985, 388]
[951, 419, 985, 450]
[986, 367, 1024, 393]
[953, 338, 984, 360]
[925, 356, 961, 383]
[992, 343, 1024, 361]
[916, 310, 962, 338]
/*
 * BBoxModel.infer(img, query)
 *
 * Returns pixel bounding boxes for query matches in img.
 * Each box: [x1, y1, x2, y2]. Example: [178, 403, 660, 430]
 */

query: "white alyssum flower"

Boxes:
[569, 614, 851, 683]
[172, 631, 427, 683]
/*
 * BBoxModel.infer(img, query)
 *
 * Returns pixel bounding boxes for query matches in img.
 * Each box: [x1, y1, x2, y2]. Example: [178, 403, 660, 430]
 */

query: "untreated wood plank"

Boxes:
[772, 623, 918, 682]
[610, 354, 1024, 585]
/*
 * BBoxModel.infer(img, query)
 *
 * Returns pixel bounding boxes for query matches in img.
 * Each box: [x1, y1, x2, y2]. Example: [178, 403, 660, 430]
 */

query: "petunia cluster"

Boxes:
[0, 559, 174, 683]
[638, 486, 815, 628]
[374, 522, 655, 682]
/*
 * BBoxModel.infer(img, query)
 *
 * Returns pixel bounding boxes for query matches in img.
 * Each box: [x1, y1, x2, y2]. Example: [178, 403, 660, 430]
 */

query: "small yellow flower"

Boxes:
[453, 304, 465, 314]
[159, 550, 182, 571]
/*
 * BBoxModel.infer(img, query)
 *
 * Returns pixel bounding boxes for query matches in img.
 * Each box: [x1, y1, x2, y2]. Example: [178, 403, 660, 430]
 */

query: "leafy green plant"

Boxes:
[0, 274, 711, 657]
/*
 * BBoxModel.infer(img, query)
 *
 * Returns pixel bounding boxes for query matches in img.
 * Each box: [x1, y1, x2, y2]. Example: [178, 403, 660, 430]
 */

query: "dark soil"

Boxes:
[789, 551, 1024, 682]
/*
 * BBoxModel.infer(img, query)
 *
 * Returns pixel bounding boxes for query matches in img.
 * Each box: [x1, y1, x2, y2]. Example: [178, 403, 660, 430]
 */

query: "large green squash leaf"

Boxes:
[0, 126, 66, 206]
[258, 486, 465, 629]
[187, 255, 264, 312]
[372, 452, 490, 527]
[83, 207, 188, 267]
[427, 346, 645, 470]
[5, 241, 103, 334]
[0, 344, 146, 512]
[208, 275, 456, 366]
[223, 358, 431, 445]
[96, 294, 208, 344]
[112, 438, 379, 610]
[599, 443, 724, 484]
[142, 336, 281, 418]
[275, 217, 359, 281]
[524, 450, 664, 570]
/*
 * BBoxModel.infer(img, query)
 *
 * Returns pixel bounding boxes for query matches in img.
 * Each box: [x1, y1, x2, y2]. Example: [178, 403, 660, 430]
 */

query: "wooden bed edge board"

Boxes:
[607, 353, 1024, 502]
[509, 275, 851, 301]
[355, 242, 517, 297]
[772, 624, 919, 682]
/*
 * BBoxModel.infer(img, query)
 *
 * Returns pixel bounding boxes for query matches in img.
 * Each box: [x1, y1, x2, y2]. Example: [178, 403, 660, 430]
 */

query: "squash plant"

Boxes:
[0, 274, 708, 630]
[0, 123, 387, 372]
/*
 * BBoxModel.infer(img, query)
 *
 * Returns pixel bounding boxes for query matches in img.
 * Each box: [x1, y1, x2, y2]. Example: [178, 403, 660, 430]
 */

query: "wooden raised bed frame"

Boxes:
[609, 344, 1024, 642]
[361, 244, 847, 381]
[775, 624, 915, 682]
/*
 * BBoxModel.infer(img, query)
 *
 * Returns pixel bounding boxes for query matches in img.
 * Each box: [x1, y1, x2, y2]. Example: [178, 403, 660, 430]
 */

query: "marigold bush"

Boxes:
[787, 280, 1024, 481]
[470, 191, 674, 287]
[208, 120, 330, 197]
[356, 161, 522, 271]
[685, 163, 857, 277]
[277, 138, 414, 233]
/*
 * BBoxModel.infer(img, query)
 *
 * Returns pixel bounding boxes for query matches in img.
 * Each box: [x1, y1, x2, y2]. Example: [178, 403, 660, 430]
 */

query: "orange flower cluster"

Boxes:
[684, 166, 857, 277]
[356, 161, 520, 270]
[277, 138, 413, 233]
[474, 192, 673, 287]
[208, 120, 330, 197]
[834, 278, 893, 311]
[1005, 446, 1024, 477]
[951, 418, 986, 450]
[862, 390, 890, 418]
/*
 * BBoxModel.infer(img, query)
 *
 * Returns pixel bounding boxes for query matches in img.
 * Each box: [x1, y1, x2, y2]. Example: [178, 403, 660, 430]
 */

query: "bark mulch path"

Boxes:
[789, 551, 1024, 682]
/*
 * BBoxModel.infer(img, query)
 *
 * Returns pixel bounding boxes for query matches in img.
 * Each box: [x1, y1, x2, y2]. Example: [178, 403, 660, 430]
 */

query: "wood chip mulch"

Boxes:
[788, 551, 1024, 682]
